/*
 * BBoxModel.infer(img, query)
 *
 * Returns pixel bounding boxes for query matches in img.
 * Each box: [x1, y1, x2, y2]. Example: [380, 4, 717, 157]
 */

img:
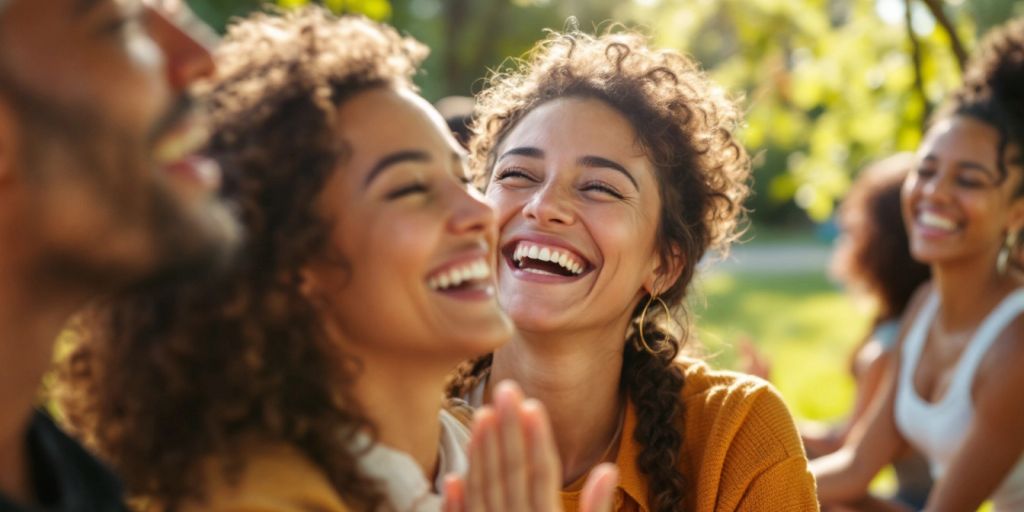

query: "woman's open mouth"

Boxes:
[153, 119, 221, 193]
[502, 239, 593, 282]
[426, 257, 495, 299]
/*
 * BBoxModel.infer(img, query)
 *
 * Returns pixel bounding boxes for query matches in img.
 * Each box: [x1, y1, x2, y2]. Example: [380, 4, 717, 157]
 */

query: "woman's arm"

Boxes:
[919, 319, 1024, 512]
[811, 284, 933, 505]
[811, 373, 907, 505]
[803, 341, 892, 458]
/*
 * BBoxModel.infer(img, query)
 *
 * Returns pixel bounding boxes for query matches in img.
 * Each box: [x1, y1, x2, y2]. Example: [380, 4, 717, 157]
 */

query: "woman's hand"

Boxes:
[738, 336, 772, 381]
[443, 380, 619, 512]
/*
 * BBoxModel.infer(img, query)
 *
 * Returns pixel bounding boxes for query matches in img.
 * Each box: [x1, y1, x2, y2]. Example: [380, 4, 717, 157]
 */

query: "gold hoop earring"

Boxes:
[636, 294, 672, 355]
[998, 230, 1019, 276]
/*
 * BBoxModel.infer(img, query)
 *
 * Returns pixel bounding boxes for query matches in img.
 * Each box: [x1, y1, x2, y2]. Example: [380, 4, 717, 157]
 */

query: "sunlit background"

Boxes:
[188, 0, 1021, 224]
[181, 1, 1023, 501]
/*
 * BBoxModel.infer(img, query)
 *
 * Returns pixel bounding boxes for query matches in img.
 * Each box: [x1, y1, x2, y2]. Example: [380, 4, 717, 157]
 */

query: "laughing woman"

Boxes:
[447, 29, 818, 511]
[50, 8, 589, 511]
[813, 18, 1024, 512]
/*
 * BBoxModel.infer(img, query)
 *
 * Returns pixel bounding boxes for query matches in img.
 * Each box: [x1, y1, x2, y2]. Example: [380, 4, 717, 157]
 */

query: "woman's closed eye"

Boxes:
[99, 13, 144, 38]
[580, 180, 625, 199]
[494, 167, 538, 183]
[386, 181, 429, 200]
[956, 175, 987, 188]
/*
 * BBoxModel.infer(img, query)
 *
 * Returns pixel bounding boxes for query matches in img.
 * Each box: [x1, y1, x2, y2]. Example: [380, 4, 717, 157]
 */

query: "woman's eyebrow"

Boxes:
[578, 155, 639, 191]
[363, 149, 431, 188]
[956, 160, 994, 175]
[922, 154, 994, 175]
[497, 146, 544, 162]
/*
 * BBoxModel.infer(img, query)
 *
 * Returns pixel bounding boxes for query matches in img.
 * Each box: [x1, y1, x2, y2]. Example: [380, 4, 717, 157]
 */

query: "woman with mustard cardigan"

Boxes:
[448, 29, 819, 511]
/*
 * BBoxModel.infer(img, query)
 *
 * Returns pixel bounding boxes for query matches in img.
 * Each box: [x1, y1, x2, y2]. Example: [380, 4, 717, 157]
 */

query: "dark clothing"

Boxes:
[0, 411, 124, 512]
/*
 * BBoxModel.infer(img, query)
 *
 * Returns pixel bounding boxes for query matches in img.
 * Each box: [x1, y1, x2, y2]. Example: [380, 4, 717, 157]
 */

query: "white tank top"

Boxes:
[895, 289, 1024, 510]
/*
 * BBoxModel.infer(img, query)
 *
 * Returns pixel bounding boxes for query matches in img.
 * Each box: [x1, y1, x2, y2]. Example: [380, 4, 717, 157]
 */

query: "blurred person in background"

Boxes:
[57, 8, 616, 512]
[813, 18, 1024, 512]
[743, 153, 933, 509]
[435, 95, 475, 150]
[447, 28, 818, 511]
[0, 0, 238, 510]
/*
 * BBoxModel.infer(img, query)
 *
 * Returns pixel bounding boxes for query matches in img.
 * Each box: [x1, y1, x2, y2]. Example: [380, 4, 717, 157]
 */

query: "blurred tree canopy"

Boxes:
[186, 0, 1024, 225]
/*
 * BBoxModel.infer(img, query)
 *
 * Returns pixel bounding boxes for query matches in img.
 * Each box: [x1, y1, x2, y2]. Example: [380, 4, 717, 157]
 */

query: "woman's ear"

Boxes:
[643, 243, 685, 295]
[298, 254, 351, 304]
[298, 266, 322, 302]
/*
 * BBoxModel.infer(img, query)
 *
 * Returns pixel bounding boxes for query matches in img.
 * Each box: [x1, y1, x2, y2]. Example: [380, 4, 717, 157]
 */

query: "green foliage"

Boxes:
[618, 0, 961, 222]
[389, 0, 624, 101]
[186, 0, 391, 33]
[185, 0, 1024, 224]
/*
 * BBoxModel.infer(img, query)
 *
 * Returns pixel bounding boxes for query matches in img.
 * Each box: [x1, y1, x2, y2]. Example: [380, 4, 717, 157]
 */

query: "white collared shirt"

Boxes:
[354, 410, 470, 512]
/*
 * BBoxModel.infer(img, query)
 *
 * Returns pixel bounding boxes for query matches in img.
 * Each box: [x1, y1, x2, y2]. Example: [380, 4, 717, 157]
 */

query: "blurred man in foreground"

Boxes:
[0, 0, 239, 509]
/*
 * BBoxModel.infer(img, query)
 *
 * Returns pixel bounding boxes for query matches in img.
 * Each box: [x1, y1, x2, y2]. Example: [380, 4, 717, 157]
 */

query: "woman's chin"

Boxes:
[441, 315, 514, 357]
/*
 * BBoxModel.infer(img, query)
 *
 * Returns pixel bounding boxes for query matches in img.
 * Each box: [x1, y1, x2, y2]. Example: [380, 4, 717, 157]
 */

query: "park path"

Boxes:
[703, 243, 832, 275]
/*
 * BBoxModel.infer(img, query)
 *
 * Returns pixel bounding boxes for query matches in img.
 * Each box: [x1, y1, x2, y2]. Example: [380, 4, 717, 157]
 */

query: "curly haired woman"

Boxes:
[813, 154, 933, 509]
[52, 8, 618, 512]
[447, 29, 819, 511]
[813, 18, 1024, 512]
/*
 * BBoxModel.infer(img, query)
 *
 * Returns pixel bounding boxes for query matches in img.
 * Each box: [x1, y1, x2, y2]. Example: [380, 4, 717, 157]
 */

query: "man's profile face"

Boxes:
[0, 0, 238, 289]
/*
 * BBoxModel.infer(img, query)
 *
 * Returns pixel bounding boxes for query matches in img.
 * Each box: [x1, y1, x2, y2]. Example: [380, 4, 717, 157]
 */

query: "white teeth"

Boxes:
[511, 242, 586, 275]
[428, 259, 491, 291]
[919, 211, 957, 231]
[154, 123, 209, 166]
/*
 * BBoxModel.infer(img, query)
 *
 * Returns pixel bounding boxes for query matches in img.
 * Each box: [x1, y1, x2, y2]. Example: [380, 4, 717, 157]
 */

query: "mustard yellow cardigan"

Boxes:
[174, 359, 817, 511]
[560, 358, 819, 511]
[173, 442, 352, 511]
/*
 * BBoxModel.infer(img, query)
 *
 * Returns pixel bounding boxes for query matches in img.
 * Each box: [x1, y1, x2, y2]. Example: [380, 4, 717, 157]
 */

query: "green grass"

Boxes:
[689, 270, 868, 422]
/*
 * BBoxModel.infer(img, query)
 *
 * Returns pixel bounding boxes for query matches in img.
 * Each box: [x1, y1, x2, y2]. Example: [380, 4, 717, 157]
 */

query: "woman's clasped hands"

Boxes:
[444, 381, 619, 512]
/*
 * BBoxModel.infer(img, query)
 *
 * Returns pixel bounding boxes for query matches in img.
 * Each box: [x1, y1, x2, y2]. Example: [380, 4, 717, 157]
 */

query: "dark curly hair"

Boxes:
[933, 17, 1024, 268]
[54, 7, 426, 510]
[833, 153, 931, 323]
[447, 28, 751, 512]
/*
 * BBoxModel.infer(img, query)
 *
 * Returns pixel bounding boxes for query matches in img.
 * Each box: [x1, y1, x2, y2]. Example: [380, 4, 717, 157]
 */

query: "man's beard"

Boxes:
[0, 70, 241, 294]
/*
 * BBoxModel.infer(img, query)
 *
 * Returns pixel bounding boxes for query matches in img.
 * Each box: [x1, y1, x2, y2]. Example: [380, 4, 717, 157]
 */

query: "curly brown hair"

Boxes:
[833, 153, 931, 322]
[940, 17, 1024, 192]
[933, 17, 1024, 268]
[55, 7, 426, 510]
[447, 28, 751, 512]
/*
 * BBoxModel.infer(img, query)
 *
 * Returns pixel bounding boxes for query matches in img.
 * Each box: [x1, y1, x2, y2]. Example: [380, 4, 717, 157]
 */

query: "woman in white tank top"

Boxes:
[812, 18, 1024, 511]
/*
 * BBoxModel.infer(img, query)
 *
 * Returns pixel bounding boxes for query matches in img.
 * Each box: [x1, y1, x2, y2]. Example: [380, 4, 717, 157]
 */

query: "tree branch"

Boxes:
[466, 0, 510, 92]
[905, 0, 931, 123]
[442, 0, 471, 93]
[920, 0, 968, 71]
